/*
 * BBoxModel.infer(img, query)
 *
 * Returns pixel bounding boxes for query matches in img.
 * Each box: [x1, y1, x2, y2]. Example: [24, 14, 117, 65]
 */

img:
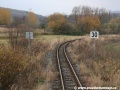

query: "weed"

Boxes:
[69, 35, 120, 89]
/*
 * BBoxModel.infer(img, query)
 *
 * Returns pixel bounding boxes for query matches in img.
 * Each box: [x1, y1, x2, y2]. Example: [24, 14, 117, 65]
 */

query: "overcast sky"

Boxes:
[0, 0, 120, 16]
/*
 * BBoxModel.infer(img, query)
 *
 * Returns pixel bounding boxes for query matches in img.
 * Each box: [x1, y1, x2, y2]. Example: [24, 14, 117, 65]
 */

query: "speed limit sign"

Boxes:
[90, 31, 99, 38]
[90, 31, 99, 59]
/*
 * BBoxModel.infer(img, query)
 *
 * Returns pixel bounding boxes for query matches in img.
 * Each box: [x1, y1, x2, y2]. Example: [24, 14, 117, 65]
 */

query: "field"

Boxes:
[68, 35, 120, 90]
[0, 27, 81, 42]
[0, 27, 82, 90]
[0, 27, 120, 90]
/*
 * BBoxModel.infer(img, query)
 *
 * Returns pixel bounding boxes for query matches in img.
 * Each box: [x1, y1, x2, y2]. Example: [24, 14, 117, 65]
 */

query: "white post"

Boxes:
[90, 31, 99, 59]
[28, 32, 31, 54]
[94, 38, 96, 59]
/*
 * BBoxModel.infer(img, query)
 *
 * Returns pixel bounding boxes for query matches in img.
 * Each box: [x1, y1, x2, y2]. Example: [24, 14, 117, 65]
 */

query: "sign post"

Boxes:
[26, 32, 33, 54]
[90, 31, 99, 59]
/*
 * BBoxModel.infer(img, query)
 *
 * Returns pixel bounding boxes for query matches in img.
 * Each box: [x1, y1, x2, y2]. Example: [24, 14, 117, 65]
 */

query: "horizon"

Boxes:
[0, 0, 120, 16]
[1, 6, 120, 17]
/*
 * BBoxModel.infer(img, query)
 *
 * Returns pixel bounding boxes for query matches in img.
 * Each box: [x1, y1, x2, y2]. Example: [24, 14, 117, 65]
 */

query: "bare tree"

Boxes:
[72, 6, 80, 25]
[8, 16, 30, 49]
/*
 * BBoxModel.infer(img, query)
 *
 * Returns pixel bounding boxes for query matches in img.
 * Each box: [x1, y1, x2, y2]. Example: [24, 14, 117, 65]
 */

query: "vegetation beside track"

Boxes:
[0, 27, 82, 90]
[68, 35, 120, 89]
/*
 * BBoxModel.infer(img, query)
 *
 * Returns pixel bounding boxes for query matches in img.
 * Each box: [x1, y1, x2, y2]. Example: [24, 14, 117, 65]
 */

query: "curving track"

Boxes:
[52, 39, 84, 90]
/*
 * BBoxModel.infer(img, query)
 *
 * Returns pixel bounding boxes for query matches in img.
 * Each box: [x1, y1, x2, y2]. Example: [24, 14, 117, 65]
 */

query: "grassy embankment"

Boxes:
[68, 35, 120, 90]
[0, 27, 81, 90]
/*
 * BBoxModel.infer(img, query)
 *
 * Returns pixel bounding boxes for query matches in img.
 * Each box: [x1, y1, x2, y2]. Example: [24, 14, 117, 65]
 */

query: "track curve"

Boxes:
[52, 39, 84, 90]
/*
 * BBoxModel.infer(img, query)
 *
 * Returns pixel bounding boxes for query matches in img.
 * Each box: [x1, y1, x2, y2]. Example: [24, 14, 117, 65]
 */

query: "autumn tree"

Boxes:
[97, 8, 110, 24]
[8, 16, 29, 49]
[28, 12, 37, 27]
[72, 6, 93, 26]
[0, 8, 11, 25]
[108, 17, 120, 34]
[12, 16, 27, 26]
[72, 6, 80, 26]
[72, 5, 110, 27]
[48, 13, 66, 33]
[77, 16, 101, 34]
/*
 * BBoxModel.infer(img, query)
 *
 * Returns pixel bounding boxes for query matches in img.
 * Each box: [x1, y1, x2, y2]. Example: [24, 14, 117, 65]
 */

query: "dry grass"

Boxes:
[0, 39, 51, 90]
[35, 83, 51, 90]
[12, 45, 46, 90]
[0, 27, 9, 32]
[20, 40, 54, 90]
[44, 61, 55, 83]
[0, 27, 84, 90]
[34, 36, 83, 90]
[0, 44, 29, 90]
[68, 35, 120, 90]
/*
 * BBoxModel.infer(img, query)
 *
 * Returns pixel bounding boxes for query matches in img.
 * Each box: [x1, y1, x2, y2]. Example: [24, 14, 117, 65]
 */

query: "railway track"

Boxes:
[52, 39, 84, 90]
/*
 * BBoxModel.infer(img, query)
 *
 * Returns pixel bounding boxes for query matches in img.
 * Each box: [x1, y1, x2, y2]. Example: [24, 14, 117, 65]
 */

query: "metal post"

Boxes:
[28, 32, 31, 54]
[94, 38, 96, 59]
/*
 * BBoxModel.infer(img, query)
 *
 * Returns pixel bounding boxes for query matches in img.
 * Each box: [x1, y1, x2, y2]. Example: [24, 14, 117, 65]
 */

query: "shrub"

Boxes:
[69, 36, 120, 88]
[0, 44, 28, 90]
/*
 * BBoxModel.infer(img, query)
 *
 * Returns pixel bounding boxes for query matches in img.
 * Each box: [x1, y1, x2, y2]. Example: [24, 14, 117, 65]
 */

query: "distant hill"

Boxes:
[113, 11, 120, 14]
[0, 7, 47, 23]
[110, 11, 120, 18]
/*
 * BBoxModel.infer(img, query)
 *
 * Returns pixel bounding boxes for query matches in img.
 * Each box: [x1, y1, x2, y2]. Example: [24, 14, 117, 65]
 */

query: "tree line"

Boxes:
[0, 8, 11, 25]
[47, 6, 120, 35]
[0, 8, 37, 27]
[0, 6, 120, 35]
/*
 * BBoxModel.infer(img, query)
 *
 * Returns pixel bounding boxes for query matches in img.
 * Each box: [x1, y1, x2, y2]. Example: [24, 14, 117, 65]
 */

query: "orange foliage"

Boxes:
[108, 17, 120, 33]
[28, 12, 37, 25]
[0, 8, 11, 25]
[48, 13, 66, 30]
[77, 16, 101, 33]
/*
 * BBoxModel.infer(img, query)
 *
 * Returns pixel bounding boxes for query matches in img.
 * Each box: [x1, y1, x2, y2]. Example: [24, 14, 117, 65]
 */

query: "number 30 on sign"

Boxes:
[90, 31, 99, 38]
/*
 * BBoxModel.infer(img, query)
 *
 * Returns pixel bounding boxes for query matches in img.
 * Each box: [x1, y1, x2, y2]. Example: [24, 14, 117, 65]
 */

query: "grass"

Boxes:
[0, 27, 83, 90]
[1, 27, 119, 89]
[68, 35, 120, 90]
[33, 35, 82, 90]
[0, 28, 81, 44]
[35, 35, 81, 41]
[0, 27, 83, 46]
[105, 42, 120, 51]
[0, 39, 8, 44]
[34, 83, 51, 90]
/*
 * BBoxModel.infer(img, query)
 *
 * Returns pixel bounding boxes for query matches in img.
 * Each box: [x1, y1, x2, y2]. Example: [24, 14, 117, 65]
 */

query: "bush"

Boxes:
[13, 40, 51, 89]
[69, 37, 120, 88]
[0, 44, 28, 90]
[55, 23, 81, 35]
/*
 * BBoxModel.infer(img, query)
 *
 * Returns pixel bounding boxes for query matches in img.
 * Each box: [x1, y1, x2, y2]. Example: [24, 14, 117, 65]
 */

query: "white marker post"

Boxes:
[26, 32, 33, 54]
[90, 31, 99, 59]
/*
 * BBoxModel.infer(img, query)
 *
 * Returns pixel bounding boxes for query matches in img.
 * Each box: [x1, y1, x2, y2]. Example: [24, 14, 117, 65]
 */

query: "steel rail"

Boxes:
[56, 44, 65, 90]
[56, 38, 84, 90]
[64, 42, 83, 90]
